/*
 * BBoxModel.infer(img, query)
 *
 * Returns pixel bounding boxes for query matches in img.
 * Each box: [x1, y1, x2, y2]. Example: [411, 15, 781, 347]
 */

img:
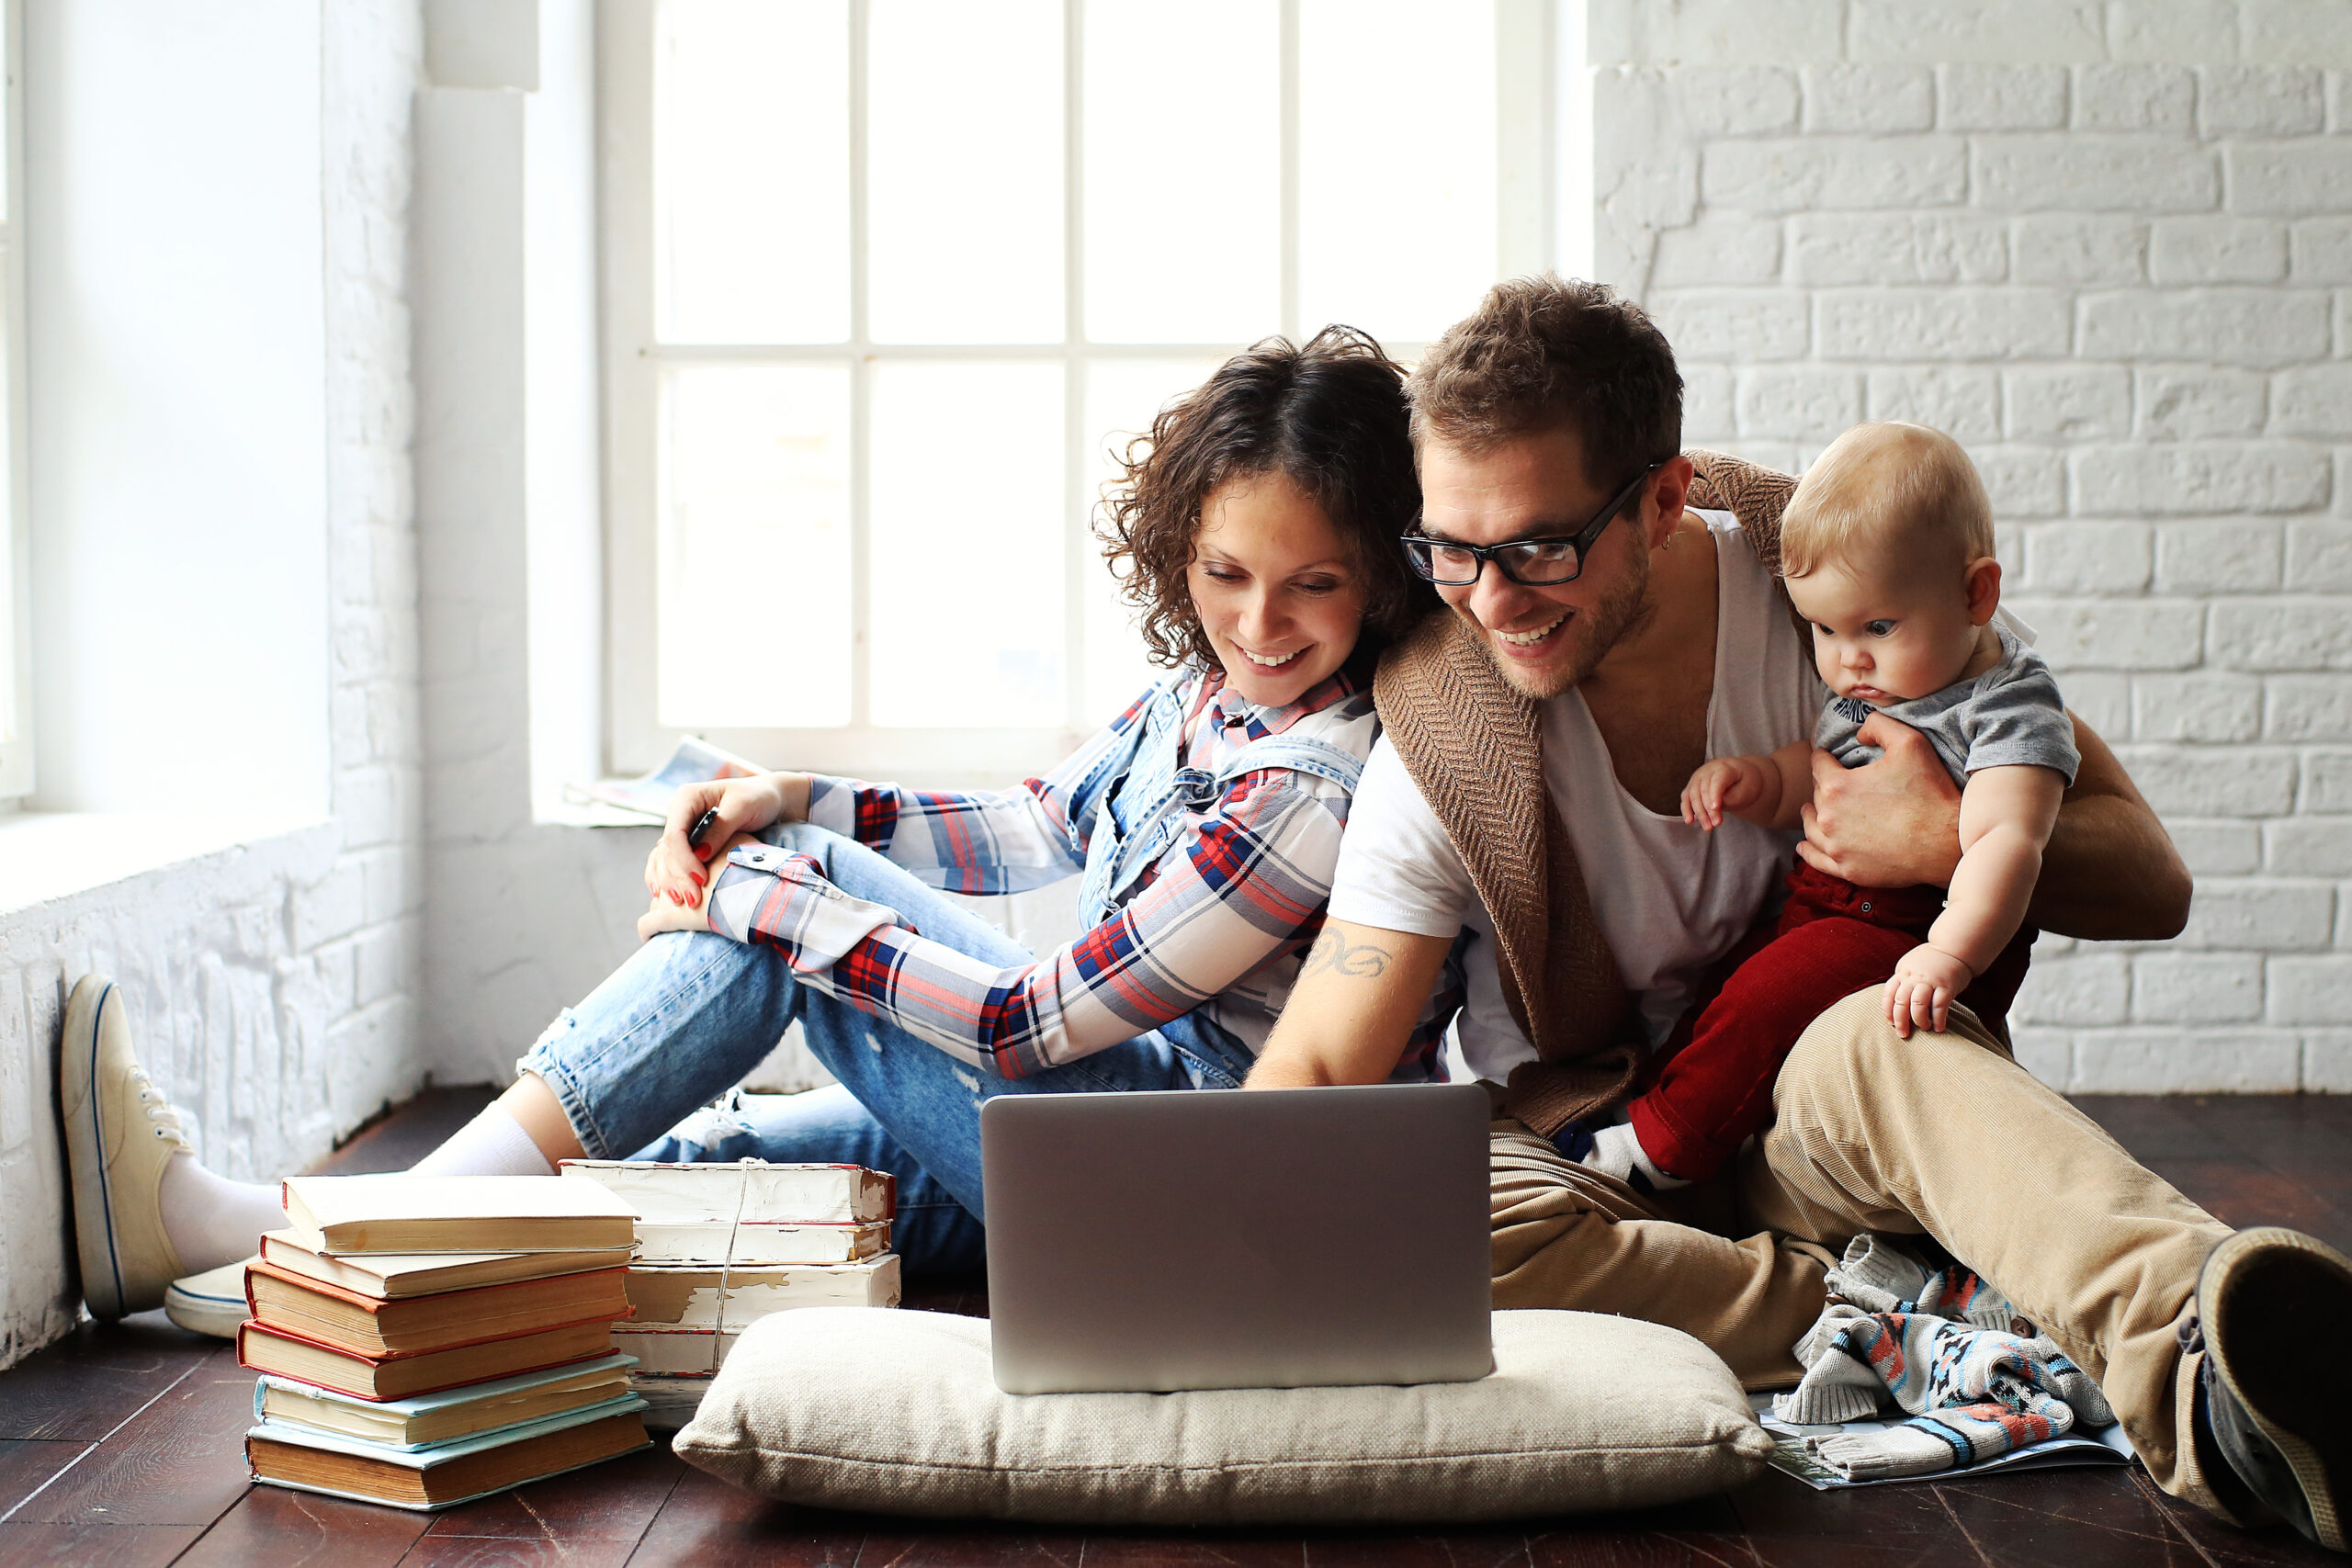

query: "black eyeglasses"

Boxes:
[1399, 462, 1664, 587]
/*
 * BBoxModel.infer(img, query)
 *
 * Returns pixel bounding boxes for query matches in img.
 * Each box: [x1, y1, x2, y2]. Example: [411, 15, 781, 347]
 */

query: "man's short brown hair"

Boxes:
[1408, 275, 1683, 490]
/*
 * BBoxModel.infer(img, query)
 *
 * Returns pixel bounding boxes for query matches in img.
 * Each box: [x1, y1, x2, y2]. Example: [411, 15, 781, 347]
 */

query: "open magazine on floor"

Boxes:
[1748, 1392, 2135, 1490]
[566, 737, 768, 823]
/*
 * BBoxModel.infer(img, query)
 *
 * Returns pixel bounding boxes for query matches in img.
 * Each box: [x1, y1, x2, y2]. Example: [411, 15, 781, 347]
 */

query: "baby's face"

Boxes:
[1785, 559, 1985, 705]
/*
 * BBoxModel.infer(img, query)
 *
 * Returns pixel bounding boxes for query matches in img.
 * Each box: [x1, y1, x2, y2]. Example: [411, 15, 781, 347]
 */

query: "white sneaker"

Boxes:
[164, 1258, 254, 1340]
[59, 976, 189, 1318]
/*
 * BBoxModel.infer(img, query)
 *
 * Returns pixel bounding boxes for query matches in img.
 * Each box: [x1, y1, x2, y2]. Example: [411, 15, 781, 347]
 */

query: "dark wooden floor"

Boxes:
[1, 1090, 2346, 1567]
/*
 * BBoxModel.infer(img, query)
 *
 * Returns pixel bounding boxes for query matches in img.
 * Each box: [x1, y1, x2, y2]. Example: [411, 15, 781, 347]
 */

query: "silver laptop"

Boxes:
[980, 1082, 1494, 1394]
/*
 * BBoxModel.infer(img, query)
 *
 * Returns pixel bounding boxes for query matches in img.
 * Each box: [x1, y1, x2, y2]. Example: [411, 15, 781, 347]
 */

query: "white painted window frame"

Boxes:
[0, 0, 29, 801]
[598, 0, 1553, 786]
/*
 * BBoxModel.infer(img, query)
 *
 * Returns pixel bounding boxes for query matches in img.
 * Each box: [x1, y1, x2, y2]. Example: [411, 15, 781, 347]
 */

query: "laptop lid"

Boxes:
[980, 1083, 1494, 1394]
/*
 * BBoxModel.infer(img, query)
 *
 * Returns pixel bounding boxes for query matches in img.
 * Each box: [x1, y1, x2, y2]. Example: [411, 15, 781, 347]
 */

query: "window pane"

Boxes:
[658, 366, 853, 728]
[1299, 0, 1496, 345]
[868, 1, 1063, 344]
[1081, 359, 1219, 718]
[0, 294, 13, 743]
[655, 0, 851, 344]
[870, 364, 1065, 726]
[1083, 1, 1277, 344]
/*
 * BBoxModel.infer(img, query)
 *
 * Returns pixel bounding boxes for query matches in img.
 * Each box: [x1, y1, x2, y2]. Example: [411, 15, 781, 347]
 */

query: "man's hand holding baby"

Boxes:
[1800, 715, 1964, 890]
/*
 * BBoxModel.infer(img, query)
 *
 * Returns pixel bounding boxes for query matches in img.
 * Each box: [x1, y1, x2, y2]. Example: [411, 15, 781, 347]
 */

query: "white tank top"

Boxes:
[1328, 509, 1828, 1080]
[1544, 508, 1827, 1045]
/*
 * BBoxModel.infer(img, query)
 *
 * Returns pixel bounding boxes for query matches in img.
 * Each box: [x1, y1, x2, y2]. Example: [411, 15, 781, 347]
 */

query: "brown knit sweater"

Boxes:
[1372, 451, 1798, 1136]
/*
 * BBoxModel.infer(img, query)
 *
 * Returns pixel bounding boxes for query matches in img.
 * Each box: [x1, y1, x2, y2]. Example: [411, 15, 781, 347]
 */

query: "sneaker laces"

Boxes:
[129, 1065, 193, 1152]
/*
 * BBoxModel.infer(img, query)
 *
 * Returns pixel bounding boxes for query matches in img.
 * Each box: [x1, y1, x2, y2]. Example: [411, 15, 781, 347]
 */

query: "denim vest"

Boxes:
[1070, 677, 1367, 932]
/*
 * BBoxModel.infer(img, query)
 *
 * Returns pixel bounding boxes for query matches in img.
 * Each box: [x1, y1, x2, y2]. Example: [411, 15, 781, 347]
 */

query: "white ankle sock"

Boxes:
[1583, 1122, 1689, 1193]
[408, 1102, 557, 1179]
[158, 1155, 288, 1274]
[153, 1103, 555, 1279]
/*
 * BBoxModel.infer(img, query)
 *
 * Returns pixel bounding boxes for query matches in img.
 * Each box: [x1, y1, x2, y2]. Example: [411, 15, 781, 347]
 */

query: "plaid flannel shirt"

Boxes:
[705, 664, 1459, 1080]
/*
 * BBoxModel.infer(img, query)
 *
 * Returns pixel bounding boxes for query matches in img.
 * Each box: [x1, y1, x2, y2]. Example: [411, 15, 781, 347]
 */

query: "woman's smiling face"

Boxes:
[1186, 470, 1369, 708]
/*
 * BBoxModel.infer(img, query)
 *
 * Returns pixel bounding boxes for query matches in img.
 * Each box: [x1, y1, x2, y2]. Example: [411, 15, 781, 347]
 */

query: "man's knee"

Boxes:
[1776, 986, 2006, 1114]
[1778, 987, 1905, 1099]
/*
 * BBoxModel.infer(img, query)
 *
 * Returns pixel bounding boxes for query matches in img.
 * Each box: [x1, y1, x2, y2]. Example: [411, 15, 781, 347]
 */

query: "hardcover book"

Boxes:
[633, 1218, 889, 1265]
[238, 1317, 622, 1402]
[624, 1254, 900, 1326]
[246, 1403, 652, 1510]
[278, 1174, 637, 1256]
[253, 1354, 639, 1450]
[258, 1230, 632, 1298]
[609, 1325, 746, 1377]
[560, 1158, 895, 1225]
[244, 1260, 632, 1358]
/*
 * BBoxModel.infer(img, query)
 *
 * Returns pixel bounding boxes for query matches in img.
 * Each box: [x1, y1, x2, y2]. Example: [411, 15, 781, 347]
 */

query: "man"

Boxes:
[1246, 276, 2351, 1550]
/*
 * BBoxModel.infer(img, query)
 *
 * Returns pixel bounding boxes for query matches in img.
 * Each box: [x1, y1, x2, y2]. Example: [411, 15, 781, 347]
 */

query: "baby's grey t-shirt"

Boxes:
[1815, 620, 2080, 786]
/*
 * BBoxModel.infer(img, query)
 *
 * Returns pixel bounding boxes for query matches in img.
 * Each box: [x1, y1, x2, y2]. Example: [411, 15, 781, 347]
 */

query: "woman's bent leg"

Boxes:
[632, 1085, 987, 1276]
[518, 928, 808, 1162]
[759, 825, 1250, 1221]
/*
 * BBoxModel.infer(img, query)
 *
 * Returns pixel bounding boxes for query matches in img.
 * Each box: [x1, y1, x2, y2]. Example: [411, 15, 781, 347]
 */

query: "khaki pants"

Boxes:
[1490, 987, 2233, 1511]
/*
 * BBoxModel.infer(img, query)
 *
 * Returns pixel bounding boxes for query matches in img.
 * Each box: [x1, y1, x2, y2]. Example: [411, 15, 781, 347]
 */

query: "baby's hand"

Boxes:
[1680, 758, 1759, 830]
[1884, 943, 1974, 1039]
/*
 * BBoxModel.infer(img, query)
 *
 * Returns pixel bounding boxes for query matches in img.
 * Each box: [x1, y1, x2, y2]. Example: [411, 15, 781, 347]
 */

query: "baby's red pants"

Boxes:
[1624, 860, 2033, 1183]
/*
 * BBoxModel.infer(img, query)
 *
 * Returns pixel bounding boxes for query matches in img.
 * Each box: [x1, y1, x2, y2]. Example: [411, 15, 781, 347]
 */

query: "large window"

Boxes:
[0, 0, 28, 801]
[603, 0, 1552, 784]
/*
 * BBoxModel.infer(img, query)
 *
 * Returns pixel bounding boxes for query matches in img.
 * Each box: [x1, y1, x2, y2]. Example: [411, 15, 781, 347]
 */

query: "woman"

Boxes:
[70, 327, 1455, 1320]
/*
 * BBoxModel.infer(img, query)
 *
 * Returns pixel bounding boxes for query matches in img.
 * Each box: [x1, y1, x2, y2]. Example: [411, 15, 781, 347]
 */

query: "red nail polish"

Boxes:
[689, 870, 707, 887]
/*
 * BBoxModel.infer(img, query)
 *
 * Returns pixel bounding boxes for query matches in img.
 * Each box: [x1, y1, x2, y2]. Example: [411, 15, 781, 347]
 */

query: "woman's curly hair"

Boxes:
[1095, 325, 1435, 671]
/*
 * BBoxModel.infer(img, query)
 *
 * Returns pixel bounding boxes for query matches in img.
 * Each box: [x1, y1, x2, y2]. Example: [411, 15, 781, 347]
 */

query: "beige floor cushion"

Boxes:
[673, 1306, 1770, 1525]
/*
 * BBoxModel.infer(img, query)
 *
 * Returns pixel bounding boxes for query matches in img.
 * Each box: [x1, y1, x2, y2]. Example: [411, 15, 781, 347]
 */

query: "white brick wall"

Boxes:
[0, 0, 426, 1367]
[1593, 0, 2352, 1091]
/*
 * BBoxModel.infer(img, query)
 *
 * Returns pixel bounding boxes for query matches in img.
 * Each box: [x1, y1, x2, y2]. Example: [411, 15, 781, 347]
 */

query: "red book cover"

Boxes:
[237, 1318, 623, 1403]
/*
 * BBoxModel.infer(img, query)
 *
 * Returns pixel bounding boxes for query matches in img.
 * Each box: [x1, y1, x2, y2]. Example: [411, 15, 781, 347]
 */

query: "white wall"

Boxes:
[1588, 0, 2352, 1091]
[0, 0, 430, 1367]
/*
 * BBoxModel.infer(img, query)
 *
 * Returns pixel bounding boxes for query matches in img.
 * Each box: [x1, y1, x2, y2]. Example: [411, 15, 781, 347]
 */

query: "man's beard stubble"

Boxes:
[1471, 543, 1656, 702]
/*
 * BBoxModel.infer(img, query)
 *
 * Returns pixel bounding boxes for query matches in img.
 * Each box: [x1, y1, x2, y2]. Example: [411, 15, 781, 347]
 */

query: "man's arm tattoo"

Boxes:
[1300, 927, 1393, 979]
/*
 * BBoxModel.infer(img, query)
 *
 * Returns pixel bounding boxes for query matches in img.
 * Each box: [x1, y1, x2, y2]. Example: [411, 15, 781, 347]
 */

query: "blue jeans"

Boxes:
[517, 823, 1257, 1276]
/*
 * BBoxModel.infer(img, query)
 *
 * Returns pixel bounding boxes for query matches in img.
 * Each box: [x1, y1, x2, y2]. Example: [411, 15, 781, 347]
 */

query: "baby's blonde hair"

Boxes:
[1781, 422, 1995, 582]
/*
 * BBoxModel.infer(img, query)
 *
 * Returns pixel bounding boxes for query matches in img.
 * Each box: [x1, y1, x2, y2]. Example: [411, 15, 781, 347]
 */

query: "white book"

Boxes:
[560, 1158, 895, 1225]
[626, 1254, 900, 1326]
[633, 1218, 890, 1265]
[610, 1325, 745, 1377]
[629, 1373, 713, 1429]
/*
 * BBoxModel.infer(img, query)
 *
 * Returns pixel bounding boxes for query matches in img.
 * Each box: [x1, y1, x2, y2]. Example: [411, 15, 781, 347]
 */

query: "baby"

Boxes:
[1570, 421, 2077, 1195]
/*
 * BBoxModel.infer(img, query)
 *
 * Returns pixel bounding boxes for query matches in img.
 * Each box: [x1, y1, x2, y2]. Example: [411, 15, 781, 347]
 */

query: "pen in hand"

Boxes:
[686, 807, 721, 852]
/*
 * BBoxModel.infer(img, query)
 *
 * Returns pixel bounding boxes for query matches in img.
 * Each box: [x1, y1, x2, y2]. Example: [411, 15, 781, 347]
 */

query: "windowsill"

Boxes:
[0, 811, 338, 917]
[537, 796, 663, 830]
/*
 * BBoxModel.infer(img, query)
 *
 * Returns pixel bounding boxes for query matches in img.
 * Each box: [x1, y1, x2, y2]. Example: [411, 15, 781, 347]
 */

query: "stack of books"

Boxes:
[560, 1158, 900, 1423]
[238, 1174, 654, 1509]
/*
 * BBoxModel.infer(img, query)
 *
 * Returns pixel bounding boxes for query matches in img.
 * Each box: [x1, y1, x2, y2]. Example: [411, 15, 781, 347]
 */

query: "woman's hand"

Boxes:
[639, 829, 763, 942]
[643, 771, 812, 912]
[636, 885, 712, 942]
